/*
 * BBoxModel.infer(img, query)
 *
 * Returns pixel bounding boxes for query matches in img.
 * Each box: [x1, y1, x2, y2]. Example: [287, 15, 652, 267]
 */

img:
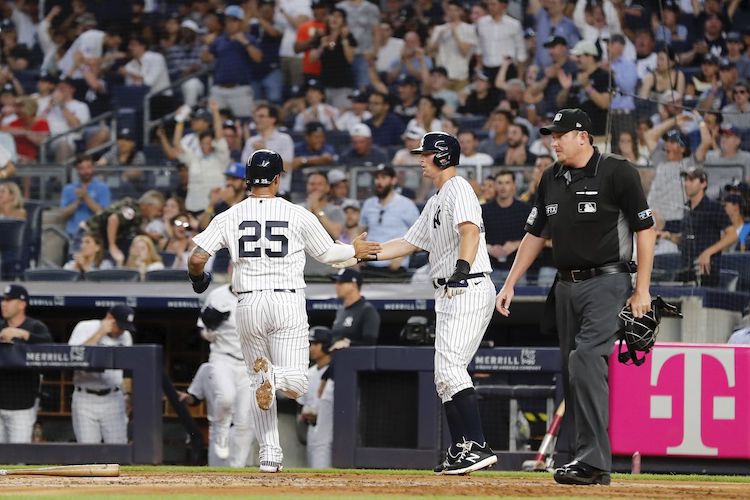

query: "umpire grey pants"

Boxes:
[555, 272, 631, 471]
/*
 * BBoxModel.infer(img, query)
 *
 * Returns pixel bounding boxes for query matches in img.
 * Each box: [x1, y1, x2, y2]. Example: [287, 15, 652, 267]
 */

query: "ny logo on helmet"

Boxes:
[433, 140, 448, 152]
[260, 160, 270, 168]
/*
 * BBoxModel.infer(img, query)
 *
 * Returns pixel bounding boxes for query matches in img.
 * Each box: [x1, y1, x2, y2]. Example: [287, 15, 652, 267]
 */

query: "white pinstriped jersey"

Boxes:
[404, 176, 492, 279]
[197, 284, 242, 359]
[193, 197, 335, 291]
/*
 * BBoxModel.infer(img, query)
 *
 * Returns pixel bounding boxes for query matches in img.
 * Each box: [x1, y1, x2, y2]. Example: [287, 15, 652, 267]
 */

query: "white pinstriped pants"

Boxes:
[434, 277, 496, 403]
[72, 390, 127, 444]
[0, 406, 37, 443]
[235, 290, 310, 464]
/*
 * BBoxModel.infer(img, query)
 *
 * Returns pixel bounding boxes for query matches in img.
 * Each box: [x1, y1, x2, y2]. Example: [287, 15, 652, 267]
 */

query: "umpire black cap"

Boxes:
[540, 109, 592, 135]
[410, 131, 460, 168]
[246, 149, 283, 185]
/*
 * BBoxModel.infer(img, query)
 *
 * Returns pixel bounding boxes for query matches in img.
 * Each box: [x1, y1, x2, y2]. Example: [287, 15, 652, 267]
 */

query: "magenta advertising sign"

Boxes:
[609, 343, 750, 458]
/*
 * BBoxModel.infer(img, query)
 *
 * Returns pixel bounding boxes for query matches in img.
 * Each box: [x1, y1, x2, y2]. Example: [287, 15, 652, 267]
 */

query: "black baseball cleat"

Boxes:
[553, 460, 611, 485]
[433, 445, 461, 474]
[442, 440, 497, 475]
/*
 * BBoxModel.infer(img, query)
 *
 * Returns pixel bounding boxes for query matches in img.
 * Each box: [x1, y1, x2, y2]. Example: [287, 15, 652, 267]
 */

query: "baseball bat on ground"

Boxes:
[521, 400, 565, 472]
[0, 464, 120, 477]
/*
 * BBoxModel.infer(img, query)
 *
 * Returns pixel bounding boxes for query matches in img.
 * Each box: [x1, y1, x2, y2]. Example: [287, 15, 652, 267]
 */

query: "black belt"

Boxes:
[432, 273, 487, 289]
[76, 386, 120, 396]
[557, 262, 634, 283]
[239, 289, 296, 294]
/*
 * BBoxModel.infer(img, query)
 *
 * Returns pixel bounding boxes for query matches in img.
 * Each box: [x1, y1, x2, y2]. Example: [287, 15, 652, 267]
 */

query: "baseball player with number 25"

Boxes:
[335, 132, 497, 475]
[188, 149, 381, 472]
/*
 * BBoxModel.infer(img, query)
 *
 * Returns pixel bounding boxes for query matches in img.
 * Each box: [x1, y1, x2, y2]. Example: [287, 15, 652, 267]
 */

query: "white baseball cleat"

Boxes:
[253, 357, 275, 411]
[259, 460, 283, 473]
[213, 424, 230, 460]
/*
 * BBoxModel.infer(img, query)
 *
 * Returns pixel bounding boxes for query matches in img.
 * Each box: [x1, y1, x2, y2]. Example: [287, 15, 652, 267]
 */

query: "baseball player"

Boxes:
[195, 282, 254, 467]
[68, 305, 135, 444]
[297, 326, 334, 468]
[187, 149, 381, 472]
[335, 132, 497, 475]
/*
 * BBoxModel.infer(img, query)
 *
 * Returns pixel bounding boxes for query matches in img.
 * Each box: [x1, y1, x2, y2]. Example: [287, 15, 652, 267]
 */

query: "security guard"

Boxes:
[495, 109, 656, 485]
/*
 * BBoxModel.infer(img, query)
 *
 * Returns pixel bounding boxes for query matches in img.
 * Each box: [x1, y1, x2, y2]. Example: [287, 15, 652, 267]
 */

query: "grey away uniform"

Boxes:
[404, 176, 495, 403]
[525, 150, 654, 471]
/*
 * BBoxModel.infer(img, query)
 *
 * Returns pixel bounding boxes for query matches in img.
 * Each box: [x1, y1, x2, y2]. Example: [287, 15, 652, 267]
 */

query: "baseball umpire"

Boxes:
[335, 131, 497, 475]
[495, 109, 656, 485]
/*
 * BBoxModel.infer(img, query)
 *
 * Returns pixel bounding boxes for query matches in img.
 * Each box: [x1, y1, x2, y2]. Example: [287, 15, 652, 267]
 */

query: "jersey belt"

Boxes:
[76, 386, 120, 396]
[238, 289, 297, 294]
[432, 273, 488, 289]
[557, 261, 635, 283]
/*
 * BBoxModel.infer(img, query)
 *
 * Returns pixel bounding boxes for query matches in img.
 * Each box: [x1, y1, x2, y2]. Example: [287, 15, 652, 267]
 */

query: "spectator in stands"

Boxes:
[503, 123, 537, 167]
[58, 25, 124, 80]
[654, 0, 689, 48]
[482, 169, 531, 280]
[335, 90, 371, 131]
[664, 168, 737, 287]
[427, 0, 477, 91]
[687, 54, 721, 98]
[0, 19, 30, 71]
[5, 96, 48, 164]
[697, 123, 750, 170]
[0, 285, 52, 444]
[162, 213, 195, 270]
[241, 103, 294, 196]
[203, 5, 260, 119]
[303, 170, 344, 239]
[373, 22, 404, 79]
[163, 19, 206, 107]
[616, 130, 648, 166]
[679, 13, 727, 67]
[295, 0, 328, 82]
[0, 181, 24, 219]
[293, 80, 339, 132]
[339, 123, 388, 166]
[724, 193, 750, 252]
[520, 154, 554, 204]
[634, 29, 658, 81]
[700, 59, 739, 112]
[169, 107, 212, 160]
[406, 96, 442, 134]
[423, 67, 458, 116]
[557, 40, 610, 136]
[60, 155, 111, 242]
[392, 74, 420, 125]
[336, 0, 380, 89]
[531, 35, 576, 118]
[277, 0, 313, 90]
[329, 268, 380, 347]
[572, 0, 620, 44]
[327, 169, 351, 206]
[125, 235, 165, 278]
[340, 199, 362, 244]
[476, 0, 526, 82]
[0, 83, 18, 126]
[364, 91, 404, 147]
[722, 80, 750, 129]
[458, 129, 493, 168]
[531, 0, 580, 68]
[64, 233, 114, 273]
[607, 34, 638, 139]
[120, 36, 171, 96]
[222, 119, 244, 162]
[458, 70, 501, 117]
[198, 164, 248, 231]
[68, 305, 135, 444]
[727, 32, 750, 81]
[388, 31, 432, 85]
[359, 164, 419, 274]
[98, 128, 146, 167]
[639, 45, 686, 107]
[291, 121, 337, 196]
[310, 7, 357, 109]
[38, 77, 91, 163]
[248, 0, 284, 104]
[392, 125, 425, 166]
[479, 109, 512, 162]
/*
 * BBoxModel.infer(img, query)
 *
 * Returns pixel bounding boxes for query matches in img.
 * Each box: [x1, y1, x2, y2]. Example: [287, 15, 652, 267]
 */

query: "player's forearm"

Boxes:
[375, 238, 420, 261]
[634, 227, 656, 293]
[504, 233, 546, 287]
[457, 223, 480, 265]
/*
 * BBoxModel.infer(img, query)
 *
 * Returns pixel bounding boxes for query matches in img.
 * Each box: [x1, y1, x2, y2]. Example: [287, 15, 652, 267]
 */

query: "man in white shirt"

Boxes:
[427, 0, 478, 90]
[476, 0, 527, 81]
[120, 36, 172, 95]
[58, 27, 123, 79]
[458, 130, 494, 167]
[68, 305, 135, 444]
[374, 22, 404, 74]
[38, 78, 91, 162]
[276, 0, 312, 89]
[241, 104, 294, 196]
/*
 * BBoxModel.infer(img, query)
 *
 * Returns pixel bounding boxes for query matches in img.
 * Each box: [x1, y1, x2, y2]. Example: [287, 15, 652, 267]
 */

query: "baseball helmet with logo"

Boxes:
[309, 326, 333, 354]
[616, 296, 681, 366]
[410, 131, 460, 168]
[246, 149, 283, 185]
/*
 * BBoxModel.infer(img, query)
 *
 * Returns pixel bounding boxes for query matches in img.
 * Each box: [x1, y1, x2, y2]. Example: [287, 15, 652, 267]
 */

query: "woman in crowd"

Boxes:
[161, 212, 195, 270]
[639, 46, 685, 101]
[125, 235, 164, 278]
[616, 130, 649, 166]
[64, 233, 113, 273]
[0, 181, 26, 219]
[312, 8, 357, 109]
[407, 96, 442, 133]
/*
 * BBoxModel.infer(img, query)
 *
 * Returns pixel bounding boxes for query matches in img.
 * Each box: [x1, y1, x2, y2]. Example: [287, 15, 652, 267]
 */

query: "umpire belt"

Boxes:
[432, 273, 488, 289]
[76, 386, 120, 396]
[557, 262, 635, 283]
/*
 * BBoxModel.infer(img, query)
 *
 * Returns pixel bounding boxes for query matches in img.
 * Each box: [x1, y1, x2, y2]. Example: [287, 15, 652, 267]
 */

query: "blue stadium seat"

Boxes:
[24, 268, 80, 282]
[720, 254, 750, 292]
[159, 252, 177, 267]
[145, 269, 187, 282]
[13, 69, 40, 95]
[719, 269, 740, 291]
[143, 144, 167, 164]
[84, 268, 141, 282]
[653, 253, 682, 270]
[0, 218, 27, 280]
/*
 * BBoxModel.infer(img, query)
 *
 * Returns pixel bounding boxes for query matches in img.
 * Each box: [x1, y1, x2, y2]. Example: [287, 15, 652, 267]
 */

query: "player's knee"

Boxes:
[215, 394, 234, 412]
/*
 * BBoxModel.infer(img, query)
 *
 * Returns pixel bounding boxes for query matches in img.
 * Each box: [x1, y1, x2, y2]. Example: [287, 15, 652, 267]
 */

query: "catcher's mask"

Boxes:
[617, 296, 682, 366]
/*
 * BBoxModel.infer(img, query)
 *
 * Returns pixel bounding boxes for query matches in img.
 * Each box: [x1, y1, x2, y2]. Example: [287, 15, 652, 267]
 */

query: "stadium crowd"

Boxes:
[0, 0, 749, 288]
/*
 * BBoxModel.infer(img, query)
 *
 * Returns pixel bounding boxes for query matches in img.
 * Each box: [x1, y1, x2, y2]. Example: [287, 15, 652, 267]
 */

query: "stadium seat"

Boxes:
[719, 269, 740, 291]
[159, 252, 177, 267]
[211, 248, 231, 273]
[0, 218, 27, 280]
[84, 268, 141, 282]
[13, 69, 40, 95]
[145, 269, 188, 282]
[24, 200, 45, 267]
[720, 254, 750, 292]
[24, 268, 80, 282]
[653, 253, 683, 270]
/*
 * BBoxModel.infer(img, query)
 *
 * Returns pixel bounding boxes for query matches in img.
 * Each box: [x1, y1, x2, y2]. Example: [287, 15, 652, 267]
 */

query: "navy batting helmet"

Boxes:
[246, 149, 283, 185]
[410, 131, 460, 169]
[309, 326, 333, 353]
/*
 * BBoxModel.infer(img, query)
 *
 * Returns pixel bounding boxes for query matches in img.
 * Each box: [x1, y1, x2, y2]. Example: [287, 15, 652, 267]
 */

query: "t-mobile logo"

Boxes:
[649, 347, 736, 456]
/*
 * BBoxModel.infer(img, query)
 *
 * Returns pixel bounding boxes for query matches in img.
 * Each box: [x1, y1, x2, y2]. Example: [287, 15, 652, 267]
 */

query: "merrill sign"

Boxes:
[26, 346, 89, 367]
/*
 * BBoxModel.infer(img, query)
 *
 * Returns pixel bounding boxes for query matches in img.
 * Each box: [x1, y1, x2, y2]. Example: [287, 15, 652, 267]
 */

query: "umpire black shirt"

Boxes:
[0, 317, 53, 410]
[525, 150, 654, 271]
[482, 198, 532, 269]
[331, 297, 380, 346]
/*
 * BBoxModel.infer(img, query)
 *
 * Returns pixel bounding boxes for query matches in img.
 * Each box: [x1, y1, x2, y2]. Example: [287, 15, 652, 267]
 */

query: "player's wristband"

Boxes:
[357, 254, 378, 263]
[449, 259, 470, 282]
[188, 272, 205, 283]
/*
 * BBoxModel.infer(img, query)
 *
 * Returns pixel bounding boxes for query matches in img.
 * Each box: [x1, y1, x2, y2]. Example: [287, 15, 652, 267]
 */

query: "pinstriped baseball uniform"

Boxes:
[193, 196, 336, 465]
[404, 176, 495, 403]
[197, 284, 254, 468]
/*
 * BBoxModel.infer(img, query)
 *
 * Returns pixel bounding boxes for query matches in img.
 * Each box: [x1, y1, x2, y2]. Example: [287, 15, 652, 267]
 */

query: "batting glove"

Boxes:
[443, 259, 470, 298]
[189, 271, 212, 294]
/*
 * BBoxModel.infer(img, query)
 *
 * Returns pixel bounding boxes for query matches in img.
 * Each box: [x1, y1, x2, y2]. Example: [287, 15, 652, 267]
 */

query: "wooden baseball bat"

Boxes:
[522, 400, 565, 471]
[0, 464, 120, 477]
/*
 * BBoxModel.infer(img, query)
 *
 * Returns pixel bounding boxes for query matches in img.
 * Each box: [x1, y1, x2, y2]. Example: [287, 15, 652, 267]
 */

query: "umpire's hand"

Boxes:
[189, 271, 212, 294]
[626, 289, 652, 318]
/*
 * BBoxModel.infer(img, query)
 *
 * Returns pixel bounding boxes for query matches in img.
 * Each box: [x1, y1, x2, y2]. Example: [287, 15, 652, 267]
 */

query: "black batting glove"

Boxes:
[189, 271, 212, 294]
[444, 259, 470, 298]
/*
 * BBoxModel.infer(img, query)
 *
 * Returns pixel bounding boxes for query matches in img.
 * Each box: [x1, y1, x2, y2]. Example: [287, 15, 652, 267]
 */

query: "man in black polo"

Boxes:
[329, 268, 380, 349]
[495, 109, 656, 485]
[662, 167, 737, 287]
